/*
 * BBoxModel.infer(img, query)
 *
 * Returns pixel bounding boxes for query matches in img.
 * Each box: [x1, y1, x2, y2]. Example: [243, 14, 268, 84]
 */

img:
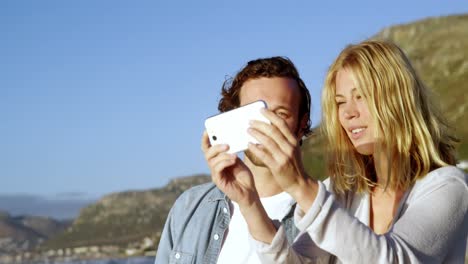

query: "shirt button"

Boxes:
[214, 234, 220, 240]
[175, 253, 181, 259]
[223, 207, 228, 213]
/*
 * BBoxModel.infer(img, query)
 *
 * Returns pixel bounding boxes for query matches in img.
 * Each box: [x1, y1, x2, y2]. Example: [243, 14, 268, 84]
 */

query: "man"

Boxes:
[155, 57, 312, 263]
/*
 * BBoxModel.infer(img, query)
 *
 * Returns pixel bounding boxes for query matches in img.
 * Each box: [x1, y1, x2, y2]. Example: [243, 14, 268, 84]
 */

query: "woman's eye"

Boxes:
[336, 101, 345, 106]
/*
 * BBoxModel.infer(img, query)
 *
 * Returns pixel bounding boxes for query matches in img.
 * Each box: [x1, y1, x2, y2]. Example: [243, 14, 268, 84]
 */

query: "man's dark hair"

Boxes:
[218, 56, 312, 136]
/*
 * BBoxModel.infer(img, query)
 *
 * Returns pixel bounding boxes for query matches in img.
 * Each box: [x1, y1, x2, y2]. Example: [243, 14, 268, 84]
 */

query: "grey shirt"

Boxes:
[254, 166, 468, 263]
[154, 182, 300, 264]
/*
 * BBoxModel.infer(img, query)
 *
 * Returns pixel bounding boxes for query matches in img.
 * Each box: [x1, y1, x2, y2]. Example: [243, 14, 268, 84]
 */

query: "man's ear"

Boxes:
[297, 114, 309, 142]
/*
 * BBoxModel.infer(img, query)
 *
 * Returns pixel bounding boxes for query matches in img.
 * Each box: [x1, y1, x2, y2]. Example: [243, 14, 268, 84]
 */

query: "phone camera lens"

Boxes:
[212, 135, 217, 141]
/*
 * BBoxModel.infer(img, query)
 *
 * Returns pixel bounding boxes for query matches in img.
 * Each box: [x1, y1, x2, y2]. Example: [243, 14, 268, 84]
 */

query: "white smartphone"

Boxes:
[204, 100, 270, 154]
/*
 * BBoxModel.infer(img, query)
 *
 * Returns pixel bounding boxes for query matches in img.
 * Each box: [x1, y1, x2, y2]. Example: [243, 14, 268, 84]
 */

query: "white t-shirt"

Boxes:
[217, 191, 295, 264]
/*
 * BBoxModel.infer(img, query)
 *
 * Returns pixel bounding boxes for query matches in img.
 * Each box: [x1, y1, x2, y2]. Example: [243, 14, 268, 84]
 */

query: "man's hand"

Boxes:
[202, 130, 278, 243]
[201, 131, 259, 207]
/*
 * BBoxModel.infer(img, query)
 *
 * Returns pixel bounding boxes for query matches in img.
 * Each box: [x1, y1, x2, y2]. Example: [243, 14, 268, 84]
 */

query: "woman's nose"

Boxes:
[343, 102, 358, 119]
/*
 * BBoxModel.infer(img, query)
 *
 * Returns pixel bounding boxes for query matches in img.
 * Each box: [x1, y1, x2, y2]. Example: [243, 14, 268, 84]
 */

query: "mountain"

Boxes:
[302, 13, 468, 180]
[42, 174, 210, 250]
[0, 211, 70, 255]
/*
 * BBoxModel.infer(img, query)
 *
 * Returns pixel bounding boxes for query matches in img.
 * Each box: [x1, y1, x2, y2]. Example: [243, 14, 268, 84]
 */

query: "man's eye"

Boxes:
[276, 112, 289, 118]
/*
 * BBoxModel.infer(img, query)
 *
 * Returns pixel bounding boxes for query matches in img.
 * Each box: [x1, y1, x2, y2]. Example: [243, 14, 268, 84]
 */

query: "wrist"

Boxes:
[288, 176, 318, 212]
[239, 194, 262, 216]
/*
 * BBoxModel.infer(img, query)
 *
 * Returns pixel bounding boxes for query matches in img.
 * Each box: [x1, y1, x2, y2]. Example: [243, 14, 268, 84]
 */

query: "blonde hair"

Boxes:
[322, 40, 458, 194]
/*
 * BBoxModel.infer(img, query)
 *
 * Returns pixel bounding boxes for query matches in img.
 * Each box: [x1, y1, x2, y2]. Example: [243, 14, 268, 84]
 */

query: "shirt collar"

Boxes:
[207, 185, 229, 202]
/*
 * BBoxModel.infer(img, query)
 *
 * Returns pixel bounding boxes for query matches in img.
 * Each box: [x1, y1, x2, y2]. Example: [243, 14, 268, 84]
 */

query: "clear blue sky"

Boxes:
[1, 1, 466, 197]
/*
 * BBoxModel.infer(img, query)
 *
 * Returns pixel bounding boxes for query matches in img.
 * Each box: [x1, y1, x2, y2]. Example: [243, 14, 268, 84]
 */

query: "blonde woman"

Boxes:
[210, 40, 468, 263]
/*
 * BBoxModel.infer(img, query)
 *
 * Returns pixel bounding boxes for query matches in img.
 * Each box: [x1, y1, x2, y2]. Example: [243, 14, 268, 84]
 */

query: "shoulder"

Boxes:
[410, 166, 467, 200]
[416, 166, 466, 187]
[171, 182, 222, 210]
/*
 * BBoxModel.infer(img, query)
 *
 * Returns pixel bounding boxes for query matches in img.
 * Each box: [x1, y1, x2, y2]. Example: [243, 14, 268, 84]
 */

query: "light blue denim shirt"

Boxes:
[154, 182, 299, 264]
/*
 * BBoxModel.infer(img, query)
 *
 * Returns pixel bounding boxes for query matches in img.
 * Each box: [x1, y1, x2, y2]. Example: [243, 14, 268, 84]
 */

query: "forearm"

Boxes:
[253, 222, 332, 263]
[240, 199, 278, 243]
[239, 174, 318, 248]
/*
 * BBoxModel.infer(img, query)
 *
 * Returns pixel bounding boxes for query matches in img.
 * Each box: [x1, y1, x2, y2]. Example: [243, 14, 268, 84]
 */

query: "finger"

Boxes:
[201, 130, 215, 152]
[260, 108, 298, 146]
[204, 143, 230, 162]
[247, 142, 276, 165]
[248, 126, 284, 158]
[202, 130, 229, 153]
[249, 127, 295, 172]
[249, 120, 292, 154]
[209, 152, 236, 170]
[202, 130, 231, 161]
[210, 154, 237, 182]
[212, 156, 236, 176]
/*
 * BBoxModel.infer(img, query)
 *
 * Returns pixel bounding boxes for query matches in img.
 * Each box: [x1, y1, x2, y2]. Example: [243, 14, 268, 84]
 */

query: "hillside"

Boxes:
[374, 14, 468, 159]
[0, 211, 69, 255]
[302, 13, 468, 180]
[42, 174, 210, 250]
